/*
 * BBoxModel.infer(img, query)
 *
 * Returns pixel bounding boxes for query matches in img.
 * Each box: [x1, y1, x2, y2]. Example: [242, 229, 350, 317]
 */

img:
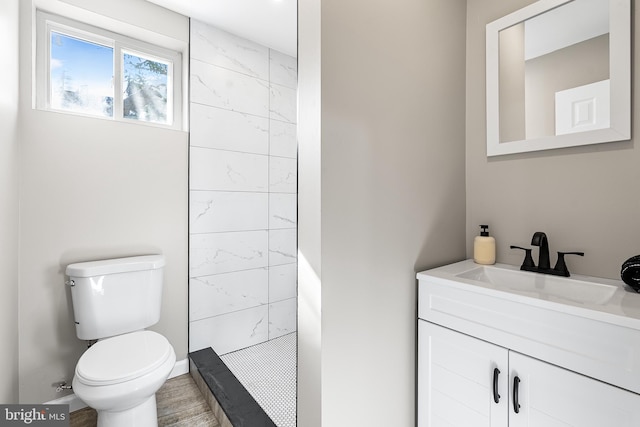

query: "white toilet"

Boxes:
[66, 255, 176, 427]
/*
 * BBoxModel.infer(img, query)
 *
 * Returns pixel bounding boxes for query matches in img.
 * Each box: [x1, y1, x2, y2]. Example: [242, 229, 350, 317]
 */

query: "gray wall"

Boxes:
[18, 0, 189, 403]
[499, 23, 526, 143]
[466, 0, 640, 279]
[298, 0, 467, 424]
[0, 0, 20, 405]
[297, 0, 322, 424]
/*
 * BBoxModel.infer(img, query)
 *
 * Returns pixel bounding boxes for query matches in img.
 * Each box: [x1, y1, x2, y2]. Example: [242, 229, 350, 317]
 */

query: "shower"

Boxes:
[187, 19, 298, 427]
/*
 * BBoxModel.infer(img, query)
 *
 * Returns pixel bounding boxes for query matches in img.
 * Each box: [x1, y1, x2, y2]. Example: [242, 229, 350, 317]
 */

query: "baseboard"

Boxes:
[170, 358, 189, 378]
[45, 358, 190, 412]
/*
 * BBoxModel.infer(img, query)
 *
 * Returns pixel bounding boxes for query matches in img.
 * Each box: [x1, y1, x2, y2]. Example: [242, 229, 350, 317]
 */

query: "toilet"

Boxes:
[66, 255, 176, 427]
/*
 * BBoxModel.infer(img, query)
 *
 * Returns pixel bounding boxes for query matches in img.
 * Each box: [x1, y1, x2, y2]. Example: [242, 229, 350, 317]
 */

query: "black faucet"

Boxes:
[511, 231, 584, 277]
[531, 232, 550, 270]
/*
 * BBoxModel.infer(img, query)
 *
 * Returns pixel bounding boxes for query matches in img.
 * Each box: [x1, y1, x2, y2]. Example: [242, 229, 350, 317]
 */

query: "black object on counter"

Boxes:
[621, 255, 640, 292]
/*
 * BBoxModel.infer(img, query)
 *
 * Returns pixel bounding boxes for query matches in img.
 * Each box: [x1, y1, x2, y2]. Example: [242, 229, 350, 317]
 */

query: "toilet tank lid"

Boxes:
[66, 255, 165, 277]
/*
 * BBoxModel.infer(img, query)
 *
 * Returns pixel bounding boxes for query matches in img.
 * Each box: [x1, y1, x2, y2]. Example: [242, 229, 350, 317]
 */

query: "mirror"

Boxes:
[486, 0, 630, 156]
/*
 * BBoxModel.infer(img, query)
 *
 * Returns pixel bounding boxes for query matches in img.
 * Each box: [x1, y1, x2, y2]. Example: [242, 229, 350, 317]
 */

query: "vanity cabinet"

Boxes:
[418, 321, 507, 426]
[417, 260, 640, 427]
[418, 321, 640, 427]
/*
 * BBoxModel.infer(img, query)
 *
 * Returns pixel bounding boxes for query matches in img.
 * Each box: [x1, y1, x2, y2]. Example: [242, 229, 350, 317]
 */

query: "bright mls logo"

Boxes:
[0, 405, 68, 427]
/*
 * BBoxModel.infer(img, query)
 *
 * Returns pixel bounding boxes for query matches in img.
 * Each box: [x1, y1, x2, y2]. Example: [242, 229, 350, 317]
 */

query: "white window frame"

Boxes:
[36, 10, 183, 130]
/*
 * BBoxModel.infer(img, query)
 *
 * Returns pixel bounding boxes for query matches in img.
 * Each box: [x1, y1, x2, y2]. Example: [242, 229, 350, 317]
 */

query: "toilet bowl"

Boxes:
[66, 255, 175, 427]
[72, 331, 176, 427]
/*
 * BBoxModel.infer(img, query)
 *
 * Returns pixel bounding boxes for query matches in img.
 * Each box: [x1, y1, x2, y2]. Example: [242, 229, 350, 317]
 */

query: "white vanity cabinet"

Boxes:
[508, 350, 640, 427]
[418, 321, 507, 426]
[418, 321, 640, 427]
[417, 260, 640, 427]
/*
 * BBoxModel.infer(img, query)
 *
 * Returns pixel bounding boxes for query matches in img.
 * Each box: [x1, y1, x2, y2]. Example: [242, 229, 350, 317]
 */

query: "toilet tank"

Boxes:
[66, 255, 165, 340]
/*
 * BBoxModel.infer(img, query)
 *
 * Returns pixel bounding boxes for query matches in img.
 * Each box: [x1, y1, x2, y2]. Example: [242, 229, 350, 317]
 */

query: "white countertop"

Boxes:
[418, 259, 640, 329]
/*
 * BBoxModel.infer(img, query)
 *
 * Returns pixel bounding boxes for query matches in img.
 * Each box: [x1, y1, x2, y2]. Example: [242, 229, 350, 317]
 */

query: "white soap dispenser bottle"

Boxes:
[474, 224, 496, 265]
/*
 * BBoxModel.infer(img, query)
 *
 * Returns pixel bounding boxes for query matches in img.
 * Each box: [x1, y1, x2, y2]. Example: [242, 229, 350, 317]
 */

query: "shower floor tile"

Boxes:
[220, 332, 296, 427]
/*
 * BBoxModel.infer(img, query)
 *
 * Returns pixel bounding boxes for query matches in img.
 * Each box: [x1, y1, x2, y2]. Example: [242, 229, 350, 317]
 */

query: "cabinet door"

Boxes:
[418, 321, 509, 427]
[509, 351, 640, 427]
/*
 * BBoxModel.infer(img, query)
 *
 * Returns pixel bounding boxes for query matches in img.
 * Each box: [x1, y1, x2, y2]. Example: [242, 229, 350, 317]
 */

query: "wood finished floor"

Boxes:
[70, 374, 220, 427]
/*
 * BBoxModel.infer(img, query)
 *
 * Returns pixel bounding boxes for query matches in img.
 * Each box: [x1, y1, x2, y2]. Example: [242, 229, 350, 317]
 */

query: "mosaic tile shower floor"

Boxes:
[220, 332, 296, 427]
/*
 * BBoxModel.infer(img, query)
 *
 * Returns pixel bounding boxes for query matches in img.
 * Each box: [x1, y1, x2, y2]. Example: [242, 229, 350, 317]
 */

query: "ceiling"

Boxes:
[146, 0, 297, 57]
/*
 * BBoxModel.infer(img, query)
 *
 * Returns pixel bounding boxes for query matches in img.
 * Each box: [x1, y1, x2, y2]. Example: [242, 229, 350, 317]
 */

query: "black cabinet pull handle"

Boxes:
[513, 376, 521, 413]
[493, 368, 501, 403]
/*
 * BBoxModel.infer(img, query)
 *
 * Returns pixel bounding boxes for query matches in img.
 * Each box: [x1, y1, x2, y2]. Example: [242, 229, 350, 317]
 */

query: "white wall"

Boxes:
[0, 0, 20, 405]
[18, 0, 189, 404]
[298, 0, 467, 424]
[188, 21, 298, 355]
[466, 0, 640, 280]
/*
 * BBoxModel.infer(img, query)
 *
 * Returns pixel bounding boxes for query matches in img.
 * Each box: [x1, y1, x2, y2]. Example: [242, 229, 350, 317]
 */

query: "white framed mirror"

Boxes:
[486, 0, 630, 157]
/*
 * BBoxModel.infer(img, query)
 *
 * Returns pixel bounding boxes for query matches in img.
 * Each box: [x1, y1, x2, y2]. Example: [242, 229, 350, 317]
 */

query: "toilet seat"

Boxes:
[75, 330, 172, 386]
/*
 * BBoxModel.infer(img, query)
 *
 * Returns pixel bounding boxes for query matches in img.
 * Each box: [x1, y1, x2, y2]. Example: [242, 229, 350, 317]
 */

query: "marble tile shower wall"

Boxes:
[188, 20, 297, 355]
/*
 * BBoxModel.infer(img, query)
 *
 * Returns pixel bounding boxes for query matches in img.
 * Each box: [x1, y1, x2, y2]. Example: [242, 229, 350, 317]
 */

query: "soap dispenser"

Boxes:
[474, 225, 496, 265]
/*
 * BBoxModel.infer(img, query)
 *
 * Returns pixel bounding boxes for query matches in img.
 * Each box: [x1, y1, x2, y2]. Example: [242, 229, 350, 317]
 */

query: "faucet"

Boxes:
[511, 231, 584, 277]
[531, 232, 550, 271]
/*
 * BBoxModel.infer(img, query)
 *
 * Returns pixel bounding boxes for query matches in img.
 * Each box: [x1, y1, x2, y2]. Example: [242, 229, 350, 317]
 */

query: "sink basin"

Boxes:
[456, 265, 618, 305]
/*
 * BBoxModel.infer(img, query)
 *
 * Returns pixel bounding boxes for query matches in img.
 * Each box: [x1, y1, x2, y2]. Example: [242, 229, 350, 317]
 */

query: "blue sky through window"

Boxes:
[50, 32, 113, 116]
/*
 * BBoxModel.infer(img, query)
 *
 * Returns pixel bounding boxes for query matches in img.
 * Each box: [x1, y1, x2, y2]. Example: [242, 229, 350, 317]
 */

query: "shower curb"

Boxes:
[189, 348, 276, 427]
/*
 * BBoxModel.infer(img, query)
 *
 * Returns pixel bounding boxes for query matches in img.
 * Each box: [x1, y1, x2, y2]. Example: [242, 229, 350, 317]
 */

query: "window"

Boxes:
[49, 31, 114, 118]
[122, 51, 170, 123]
[37, 11, 182, 129]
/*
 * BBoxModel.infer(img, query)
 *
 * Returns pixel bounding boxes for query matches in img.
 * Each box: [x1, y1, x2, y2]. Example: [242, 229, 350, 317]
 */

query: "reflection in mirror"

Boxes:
[499, 0, 609, 143]
[486, 0, 630, 157]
